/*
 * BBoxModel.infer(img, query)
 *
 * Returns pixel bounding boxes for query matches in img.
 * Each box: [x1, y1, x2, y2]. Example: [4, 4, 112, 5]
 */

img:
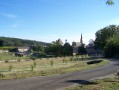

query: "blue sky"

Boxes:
[0, 0, 119, 45]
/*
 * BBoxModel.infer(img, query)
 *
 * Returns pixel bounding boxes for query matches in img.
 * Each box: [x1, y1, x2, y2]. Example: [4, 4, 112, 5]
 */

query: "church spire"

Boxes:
[80, 33, 83, 43]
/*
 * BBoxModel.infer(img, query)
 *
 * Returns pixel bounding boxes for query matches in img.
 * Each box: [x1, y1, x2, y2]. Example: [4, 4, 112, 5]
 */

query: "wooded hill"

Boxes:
[0, 37, 49, 47]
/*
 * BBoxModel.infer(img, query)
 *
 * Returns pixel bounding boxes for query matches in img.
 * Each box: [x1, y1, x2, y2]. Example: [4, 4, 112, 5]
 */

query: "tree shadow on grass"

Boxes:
[66, 79, 98, 85]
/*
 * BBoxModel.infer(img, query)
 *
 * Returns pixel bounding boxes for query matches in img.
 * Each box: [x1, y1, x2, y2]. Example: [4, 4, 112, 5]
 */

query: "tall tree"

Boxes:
[94, 25, 119, 49]
[104, 35, 119, 58]
[45, 41, 63, 56]
[0, 40, 4, 47]
[106, 0, 114, 5]
[78, 44, 87, 55]
[62, 42, 73, 56]
[31, 45, 44, 53]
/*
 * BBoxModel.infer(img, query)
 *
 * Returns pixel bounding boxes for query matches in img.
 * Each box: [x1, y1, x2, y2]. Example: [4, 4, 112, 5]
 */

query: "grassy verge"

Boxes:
[0, 58, 109, 80]
[65, 77, 119, 90]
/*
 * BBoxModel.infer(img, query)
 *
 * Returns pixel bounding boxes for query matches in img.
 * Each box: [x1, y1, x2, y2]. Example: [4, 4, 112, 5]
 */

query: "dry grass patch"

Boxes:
[0, 57, 109, 79]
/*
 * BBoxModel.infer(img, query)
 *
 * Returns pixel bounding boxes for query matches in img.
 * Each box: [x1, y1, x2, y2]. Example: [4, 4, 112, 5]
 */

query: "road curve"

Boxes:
[0, 59, 119, 90]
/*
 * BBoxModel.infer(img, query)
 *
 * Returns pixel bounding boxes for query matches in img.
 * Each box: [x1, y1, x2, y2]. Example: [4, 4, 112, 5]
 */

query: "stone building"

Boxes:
[72, 34, 84, 55]
[15, 47, 31, 57]
[16, 47, 30, 53]
[57, 38, 63, 45]
[86, 44, 96, 55]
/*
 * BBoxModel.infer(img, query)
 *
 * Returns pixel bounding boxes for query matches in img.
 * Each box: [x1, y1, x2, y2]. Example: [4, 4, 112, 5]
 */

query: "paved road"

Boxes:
[0, 59, 119, 90]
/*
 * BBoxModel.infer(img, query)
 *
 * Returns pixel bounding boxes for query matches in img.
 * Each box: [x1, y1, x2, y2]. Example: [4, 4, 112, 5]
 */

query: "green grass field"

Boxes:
[66, 77, 119, 90]
[0, 55, 109, 79]
[0, 53, 29, 61]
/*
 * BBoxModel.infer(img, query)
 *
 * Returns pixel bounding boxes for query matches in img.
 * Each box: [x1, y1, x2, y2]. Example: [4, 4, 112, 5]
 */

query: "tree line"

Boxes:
[0, 37, 87, 57]
[45, 41, 73, 56]
[94, 25, 119, 58]
[0, 37, 49, 47]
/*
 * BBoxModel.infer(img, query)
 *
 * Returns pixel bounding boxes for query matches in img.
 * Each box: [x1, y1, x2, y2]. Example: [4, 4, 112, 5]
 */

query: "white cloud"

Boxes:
[0, 12, 16, 19]
[6, 14, 16, 19]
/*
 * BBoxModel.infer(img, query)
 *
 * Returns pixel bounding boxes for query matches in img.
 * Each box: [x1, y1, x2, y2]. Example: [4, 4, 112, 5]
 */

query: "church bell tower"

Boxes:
[80, 33, 83, 44]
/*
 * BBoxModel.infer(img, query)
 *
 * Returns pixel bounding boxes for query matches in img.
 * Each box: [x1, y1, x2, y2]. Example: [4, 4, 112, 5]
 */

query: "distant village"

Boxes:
[0, 34, 102, 57]
[56, 34, 102, 56]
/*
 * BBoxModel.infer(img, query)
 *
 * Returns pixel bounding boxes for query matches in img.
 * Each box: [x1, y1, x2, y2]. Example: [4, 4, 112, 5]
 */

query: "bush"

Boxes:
[8, 65, 13, 71]
[31, 65, 34, 71]
[63, 59, 68, 64]
[65, 59, 68, 64]
[5, 60, 9, 63]
[70, 57, 73, 61]
[63, 59, 65, 63]
[50, 60, 54, 67]
[31, 57, 36, 60]
[33, 62, 37, 68]
[18, 59, 21, 62]
[0, 73, 4, 78]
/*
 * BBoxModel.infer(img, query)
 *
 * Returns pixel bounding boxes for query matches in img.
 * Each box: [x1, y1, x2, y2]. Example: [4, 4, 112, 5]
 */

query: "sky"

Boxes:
[0, 0, 119, 45]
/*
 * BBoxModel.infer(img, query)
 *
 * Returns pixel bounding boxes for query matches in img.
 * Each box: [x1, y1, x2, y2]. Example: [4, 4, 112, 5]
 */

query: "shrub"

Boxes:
[31, 65, 34, 71]
[31, 57, 36, 60]
[8, 65, 13, 71]
[62, 59, 68, 64]
[63, 59, 65, 63]
[0, 73, 4, 78]
[70, 57, 73, 61]
[50, 60, 54, 67]
[33, 62, 37, 68]
[5, 60, 9, 63]
[65, 59, 68, 64]
[18, 59, 21, 62]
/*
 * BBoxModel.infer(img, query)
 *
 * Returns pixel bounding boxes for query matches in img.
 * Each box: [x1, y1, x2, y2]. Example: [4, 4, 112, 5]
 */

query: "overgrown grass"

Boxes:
[66, 78, 119, 90]
[0, 57, 109, 80]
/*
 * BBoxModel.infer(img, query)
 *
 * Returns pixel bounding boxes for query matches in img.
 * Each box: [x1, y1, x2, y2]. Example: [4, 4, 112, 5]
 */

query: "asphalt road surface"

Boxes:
[0, 59, 119, 90]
